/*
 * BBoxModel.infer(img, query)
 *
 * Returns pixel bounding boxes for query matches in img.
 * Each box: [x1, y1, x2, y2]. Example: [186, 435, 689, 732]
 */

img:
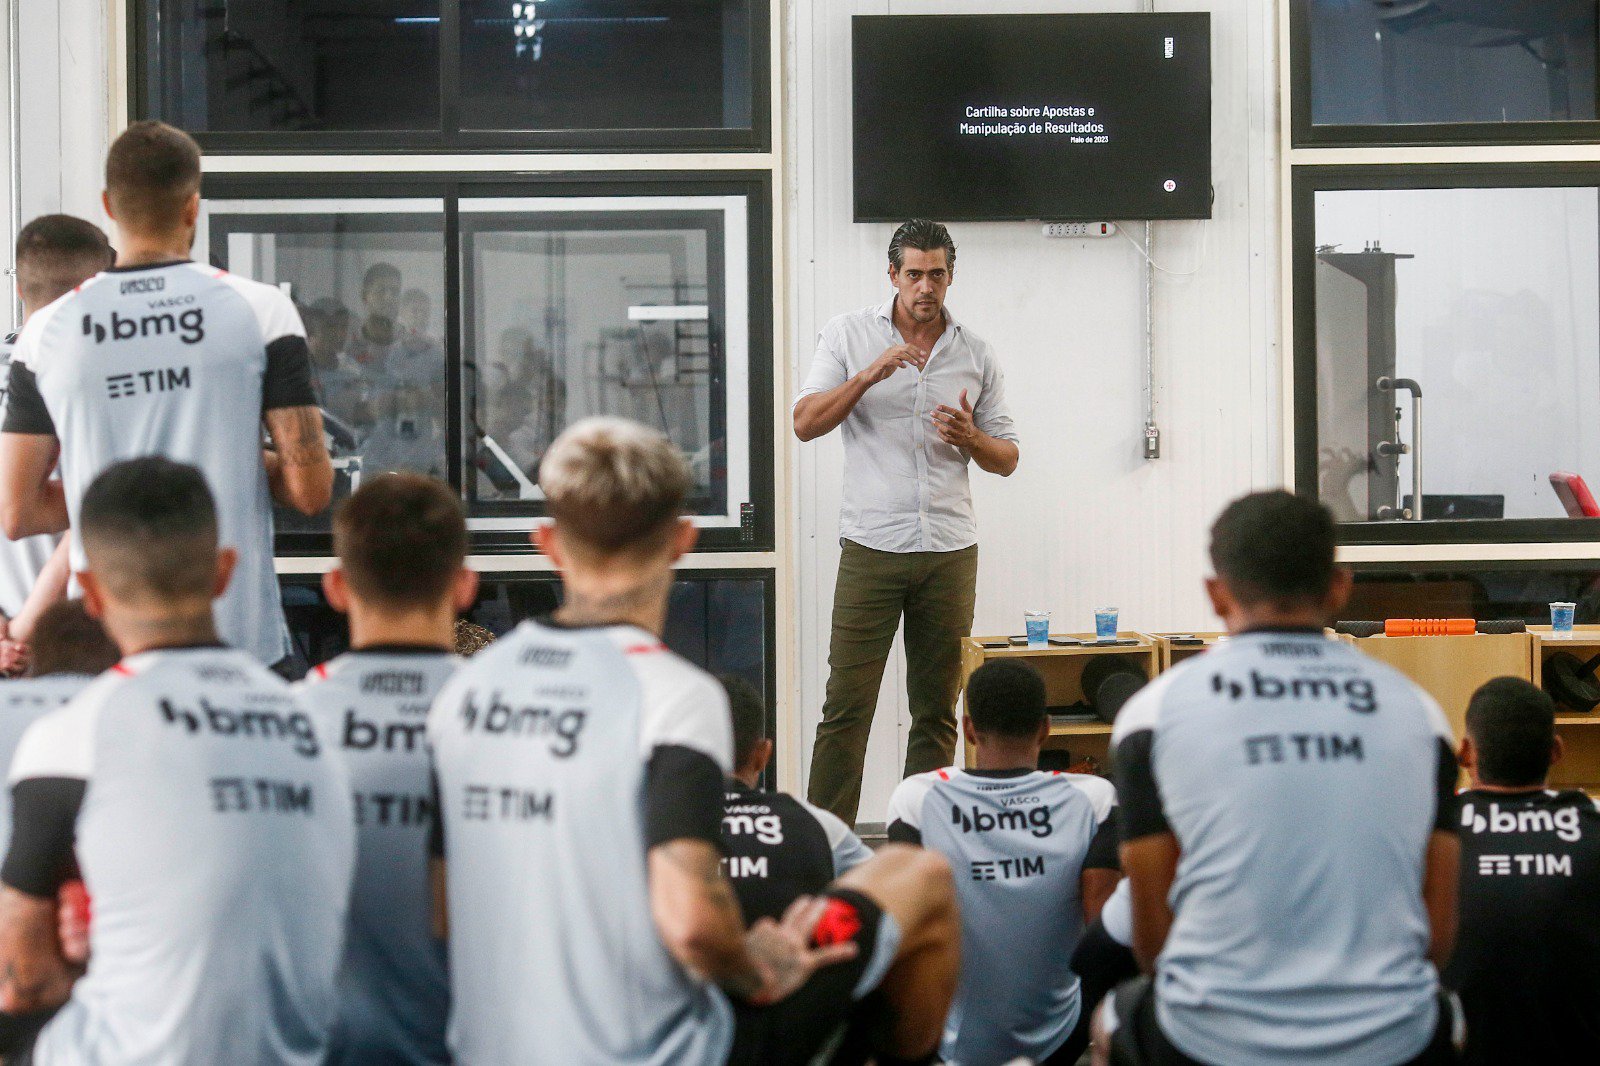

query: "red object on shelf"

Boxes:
[1385, 618, 1476, 637]
[1551, 472, 1600, 518]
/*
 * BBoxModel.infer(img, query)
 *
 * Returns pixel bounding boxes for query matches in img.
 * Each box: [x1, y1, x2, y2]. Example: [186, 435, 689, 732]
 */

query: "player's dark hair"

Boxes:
[1209, 491, 1338, 607]
[79, 457, 218, 601]
[966, 659, 1047, 739]
[304, 298, 351, 333]
[28, 601, 120, 678]
[14, 214, 112, 311]
[104, 121, 202, 233]
[721, 674, 766, 768]
[333, 474, 467, 612]
[363, 262, 402, 296]
[1466, 677, 1557, 788]
[888, 219, 956, 273]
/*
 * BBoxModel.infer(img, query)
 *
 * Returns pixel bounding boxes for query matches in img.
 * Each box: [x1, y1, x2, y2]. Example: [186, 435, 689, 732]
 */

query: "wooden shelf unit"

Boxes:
[958, 634, 1158, 768]
[1151, 631, 1226, 671]
[1530, 627, 1600, 790]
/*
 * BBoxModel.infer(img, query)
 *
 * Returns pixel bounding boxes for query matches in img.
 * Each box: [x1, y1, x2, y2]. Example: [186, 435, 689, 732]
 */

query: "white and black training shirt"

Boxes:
[428, 619, 735, 1065]
[721, 781, 873, 923]
[1447, 788, 1600, 1064]
[299, 647, 459, 1066]
[885, 766, 1119, 1066]
[3, 645, 355, 1064]
[1111, 629, 1458, 1066]
[0, 674, 95, 858]
[3, 263, 319, 665]
[0, 335, 58, 621]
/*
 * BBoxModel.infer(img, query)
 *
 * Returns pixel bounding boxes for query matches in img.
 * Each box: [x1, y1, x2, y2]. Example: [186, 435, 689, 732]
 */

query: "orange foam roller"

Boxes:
[1385, 618, 1476, 637]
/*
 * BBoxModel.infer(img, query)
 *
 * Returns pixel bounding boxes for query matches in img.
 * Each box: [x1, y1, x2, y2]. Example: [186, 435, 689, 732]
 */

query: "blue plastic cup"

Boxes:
[1095, 607, 1119, 642]
[1024, 611, 1050, 647]
[1552, 601, 1576, 637]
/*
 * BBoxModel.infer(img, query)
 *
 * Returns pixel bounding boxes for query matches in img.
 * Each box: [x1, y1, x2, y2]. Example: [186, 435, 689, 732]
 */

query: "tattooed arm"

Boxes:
[0, 886, 78, 1014]
[262, 405, 333, 515]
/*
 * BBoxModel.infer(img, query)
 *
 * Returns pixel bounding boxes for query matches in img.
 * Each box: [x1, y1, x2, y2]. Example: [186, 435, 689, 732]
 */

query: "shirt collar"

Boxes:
[875, 295, 961, 335]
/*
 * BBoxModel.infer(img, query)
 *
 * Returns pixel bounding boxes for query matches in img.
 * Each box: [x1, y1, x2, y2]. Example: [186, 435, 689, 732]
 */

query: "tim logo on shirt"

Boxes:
[81, 307, 204, 345]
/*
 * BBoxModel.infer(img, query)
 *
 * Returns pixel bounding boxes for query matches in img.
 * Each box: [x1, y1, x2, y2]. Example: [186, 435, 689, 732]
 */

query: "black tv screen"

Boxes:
[853, 13, 1212, 223]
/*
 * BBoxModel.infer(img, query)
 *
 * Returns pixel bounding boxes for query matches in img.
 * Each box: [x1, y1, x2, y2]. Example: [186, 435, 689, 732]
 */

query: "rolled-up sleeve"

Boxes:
[793, 328, 849, 410]
[972, 344, 1018, 443]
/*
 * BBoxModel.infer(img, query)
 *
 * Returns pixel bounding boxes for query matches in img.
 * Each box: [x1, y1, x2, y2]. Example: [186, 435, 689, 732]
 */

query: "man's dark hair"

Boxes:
[304, 298, 351, 333]
[104, 121, 202, 233]
[14, 215, 113, 311]
[966, 660, 1047, 739]
[1466, 677, 1557, 788]
[28, 601, 120, 678]
[888, 219, 956, 273]
[1209, 491, 1338, 606]
[80, 457, 218, 602]
[333, 474, 467, 612]
[721, 674, 766, 768]
[363, 262, 402, 296]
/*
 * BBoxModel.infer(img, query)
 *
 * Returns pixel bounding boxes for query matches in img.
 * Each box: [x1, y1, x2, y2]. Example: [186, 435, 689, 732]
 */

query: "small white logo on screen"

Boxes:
[1163, 179, 1178, 193]
[1164, 37, 1175, 59]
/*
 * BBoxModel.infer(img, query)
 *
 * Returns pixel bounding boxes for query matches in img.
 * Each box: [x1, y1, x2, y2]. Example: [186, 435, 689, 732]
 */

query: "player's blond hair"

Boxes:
[539, 417, 690, 557]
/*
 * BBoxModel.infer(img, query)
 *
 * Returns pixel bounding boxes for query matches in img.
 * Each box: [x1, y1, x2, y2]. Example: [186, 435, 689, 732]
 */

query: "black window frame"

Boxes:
[1289, 0, 1600, 149]
[204, 170, 775, 557]
[130, 0, 772, 154]
[279, 565, 781, 786]
[1292, 161, 1600, 545]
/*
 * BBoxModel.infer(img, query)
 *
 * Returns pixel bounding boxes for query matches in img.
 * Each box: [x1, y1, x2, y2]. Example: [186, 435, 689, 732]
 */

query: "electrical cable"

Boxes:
[1119, 219, 1209, 277]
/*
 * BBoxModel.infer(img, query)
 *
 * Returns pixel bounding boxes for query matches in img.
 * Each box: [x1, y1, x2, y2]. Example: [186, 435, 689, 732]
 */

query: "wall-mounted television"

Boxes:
[852, 13, 1212, 223]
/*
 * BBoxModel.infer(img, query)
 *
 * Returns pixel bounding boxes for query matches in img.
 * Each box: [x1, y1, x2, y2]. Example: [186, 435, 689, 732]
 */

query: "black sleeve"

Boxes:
[644, 744, 726, 850]
[2, 362, 55, 435]
[2, 778, 85, 898]
[262, 335, 318, 412]
[1113, 730, 1171, 841]
[886, 820, 923, 846]
[1083, 816, 1121, 871]
[1433, 737, 1460, 833]
[427, 766, 445, 858]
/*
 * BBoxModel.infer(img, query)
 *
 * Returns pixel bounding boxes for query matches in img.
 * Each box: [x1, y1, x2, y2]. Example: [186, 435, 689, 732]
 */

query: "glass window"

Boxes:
[202, 199, 450, 531]
[140, 0, 441, 134]
[458, 0, 756, 135]
[1309, 183, 1600, 527]
[1302, 0, 1598, 130]
[460, 194, 752, 532]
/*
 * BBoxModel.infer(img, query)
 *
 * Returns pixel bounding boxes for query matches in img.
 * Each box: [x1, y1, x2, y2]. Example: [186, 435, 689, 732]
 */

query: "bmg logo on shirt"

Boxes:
[458, 690, 586, 758]
[158, 697, 321, 757]
[1462, 801, 1583, 842]
[951, 803, 1053, 838]
[81, 307, 204, 345]
[1212, 670, 1377, 714]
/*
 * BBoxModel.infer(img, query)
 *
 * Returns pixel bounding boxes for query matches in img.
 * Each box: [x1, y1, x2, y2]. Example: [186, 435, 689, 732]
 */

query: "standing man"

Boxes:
[795, 219, 1019, 824]
[0, 120, 333, 670]
[1448, 677, 1600, 1064]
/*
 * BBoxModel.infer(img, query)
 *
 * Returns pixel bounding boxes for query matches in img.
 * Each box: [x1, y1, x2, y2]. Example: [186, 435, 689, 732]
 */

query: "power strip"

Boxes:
[1041, 222, 1117, 238]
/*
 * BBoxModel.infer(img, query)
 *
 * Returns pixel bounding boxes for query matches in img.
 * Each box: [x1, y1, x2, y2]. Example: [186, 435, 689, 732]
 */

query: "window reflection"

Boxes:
[1305, 0, 1598, 128]
[205, 203, 449, 530]
[462, 198, 747, 526]
[1312, 184, 1600, 523]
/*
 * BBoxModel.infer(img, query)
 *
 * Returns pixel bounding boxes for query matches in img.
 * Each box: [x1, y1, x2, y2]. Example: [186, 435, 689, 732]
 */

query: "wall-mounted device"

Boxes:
[852, 13, 1212, 222]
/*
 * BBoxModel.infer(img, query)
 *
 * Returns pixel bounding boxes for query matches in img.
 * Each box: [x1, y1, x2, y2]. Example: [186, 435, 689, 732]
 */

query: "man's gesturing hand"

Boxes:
[740, 895, 859, 1007]
[857, 343, 927, 387]
[932, 389, 979, 449]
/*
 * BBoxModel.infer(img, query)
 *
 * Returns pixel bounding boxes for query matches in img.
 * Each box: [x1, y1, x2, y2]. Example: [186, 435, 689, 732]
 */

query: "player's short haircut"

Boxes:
[965, 659, 1047, 739]
[363, 262, 402, 296]
[888, 219, 956, 273]
[28, 601, 120, 678]
[333, 474, 467, 612]
[14, 214, 113, 311]
[79, 457, 218, 603]
[454, 618, 496, 656]
[304, 298, 351, 333]
[1209, 491, 1338, 607]
[1466, 677, 1557, 788]
[721, 674, 766, 767]
[539, 417, 690, 557]
[104, 121, 202, 233]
